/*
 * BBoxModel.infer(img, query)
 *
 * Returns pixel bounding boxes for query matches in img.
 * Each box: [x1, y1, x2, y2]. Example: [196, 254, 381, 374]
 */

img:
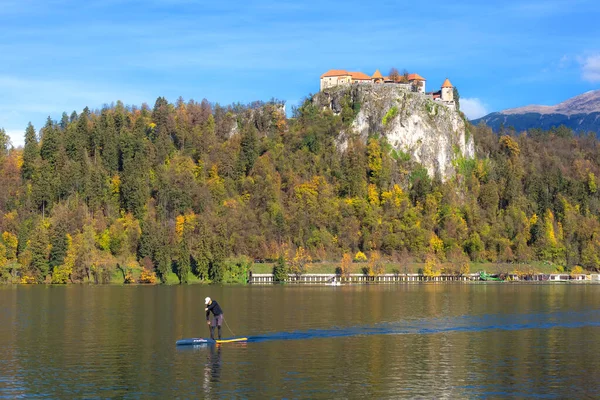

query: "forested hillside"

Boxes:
[1, 96, 600, 284]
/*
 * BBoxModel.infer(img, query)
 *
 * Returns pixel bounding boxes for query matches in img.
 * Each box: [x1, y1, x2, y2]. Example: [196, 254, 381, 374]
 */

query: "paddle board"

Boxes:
[176, 337, 248, 346]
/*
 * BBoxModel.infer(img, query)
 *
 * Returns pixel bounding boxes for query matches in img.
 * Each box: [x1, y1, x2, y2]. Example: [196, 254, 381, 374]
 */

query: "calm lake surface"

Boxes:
[1, 284, 599, 398]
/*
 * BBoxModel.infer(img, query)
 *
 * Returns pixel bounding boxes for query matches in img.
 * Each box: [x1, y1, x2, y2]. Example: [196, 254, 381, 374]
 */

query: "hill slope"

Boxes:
[5, 92, 600, 284]
[472, 90, 600, 134]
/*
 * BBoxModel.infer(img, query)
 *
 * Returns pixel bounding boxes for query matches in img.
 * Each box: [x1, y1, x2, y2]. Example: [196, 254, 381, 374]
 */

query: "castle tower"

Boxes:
[441, 78, 454, 102]
[408, 73, 426, 93]
[372, 69, 384, 83]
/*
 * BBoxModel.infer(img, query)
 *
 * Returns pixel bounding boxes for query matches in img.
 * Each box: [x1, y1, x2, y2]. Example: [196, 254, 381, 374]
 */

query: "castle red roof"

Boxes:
[442, 78, 453, 88]
[350, 72, 371, 80]
[407, 73, 426, 81]
[321, 70, 350, 78]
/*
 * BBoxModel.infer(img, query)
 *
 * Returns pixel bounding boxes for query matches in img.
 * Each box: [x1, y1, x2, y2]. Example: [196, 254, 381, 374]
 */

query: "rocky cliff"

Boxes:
[314, 84, 475, 181]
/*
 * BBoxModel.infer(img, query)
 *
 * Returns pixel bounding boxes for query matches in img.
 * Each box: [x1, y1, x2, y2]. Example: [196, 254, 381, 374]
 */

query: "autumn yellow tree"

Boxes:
[2, 232, 18, 260]
[174, 211, 197, 284]
[289, 247, 312, 278]
[368, 251, 384, 276]
[339, 253, 352, 281]
[0, 242, 7, 269]
[423, 253, 441, 278]
[537, 209, 565, 264]
[354, 251, 367, 262]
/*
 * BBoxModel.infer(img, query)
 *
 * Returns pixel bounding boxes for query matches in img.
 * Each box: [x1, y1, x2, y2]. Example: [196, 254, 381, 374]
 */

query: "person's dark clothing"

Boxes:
[206, 300, 223, 340]
[206, 301, 223, 320]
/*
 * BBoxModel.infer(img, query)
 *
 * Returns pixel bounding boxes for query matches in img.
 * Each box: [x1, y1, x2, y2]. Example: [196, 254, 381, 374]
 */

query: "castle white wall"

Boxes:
[441, 87, 453, 102]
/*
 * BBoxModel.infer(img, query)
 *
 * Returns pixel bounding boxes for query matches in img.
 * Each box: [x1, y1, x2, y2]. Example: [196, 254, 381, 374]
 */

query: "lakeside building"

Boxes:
[320, 69, 455, 107]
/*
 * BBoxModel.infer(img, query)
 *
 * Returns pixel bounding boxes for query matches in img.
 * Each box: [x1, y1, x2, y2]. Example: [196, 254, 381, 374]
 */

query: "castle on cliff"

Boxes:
[320, 69, 455, 106]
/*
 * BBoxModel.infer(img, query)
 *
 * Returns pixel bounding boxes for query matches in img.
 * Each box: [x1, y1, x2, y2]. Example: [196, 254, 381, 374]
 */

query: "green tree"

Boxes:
[273, 254, 288, 282]
[40, 117, 61, 166]
[453, 87, 460, 110]
[176, 240, 191, 284]
[409, 166, 432, 204]
[29, 221, 50, 282]
[151, 97, 176, 164]
[100, 111, 119, 172]
[340, 140, 367, 197]
[237, 125, 259, 176]
[49, 222, 68, 271]
[64, 107, 90, 162]
[154, 240, 172, 283]
[0, 128, 11, 161]
[120, 120, 150, 218]
[22, 123, 39, 180]
[31, 161, 58, 217]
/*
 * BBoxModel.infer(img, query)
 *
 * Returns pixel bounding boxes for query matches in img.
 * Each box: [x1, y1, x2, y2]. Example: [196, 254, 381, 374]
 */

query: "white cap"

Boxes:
[205, 297, 211, 305]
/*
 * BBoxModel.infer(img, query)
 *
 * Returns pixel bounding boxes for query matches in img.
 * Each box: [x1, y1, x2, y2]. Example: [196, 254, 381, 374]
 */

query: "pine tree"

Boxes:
[120, 121, 150, 218]
[0, 128, 10, 161]
[59, 112, 69, 130]
[273, 254, 288, 282]
[208, 258, 225, 283]
[237, 125, 258, 176]
[208, 227, 227, 283]
[65, 107, 89, 161]
[31, 161, 57, 216]
[340, 140, 367, 197]
[153, 240, 172, 283]
[152, 97, 175, 164]
[49, 222, 68, 271]
[138, 218, 157, 261]
[176, 240, 190, 284]
[22, 123, 39, 180]
[191, 222, 211, 281]
[29, 221, 50, 282]
[40, 117, 61, 166]
[100, 111, 119, 172]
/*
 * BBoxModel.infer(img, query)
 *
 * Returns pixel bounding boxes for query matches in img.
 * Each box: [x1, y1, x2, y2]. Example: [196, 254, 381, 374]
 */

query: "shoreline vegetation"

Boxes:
[2, 97, 600, 286]
[0, 259, 590, 285]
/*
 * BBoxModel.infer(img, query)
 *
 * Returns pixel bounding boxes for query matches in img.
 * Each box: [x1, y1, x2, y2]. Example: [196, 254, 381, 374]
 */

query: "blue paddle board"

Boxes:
[176, 337, 248, 346]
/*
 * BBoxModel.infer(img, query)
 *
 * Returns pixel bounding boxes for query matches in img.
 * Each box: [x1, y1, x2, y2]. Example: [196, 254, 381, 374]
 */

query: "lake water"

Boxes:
[0, 284, 599, 398]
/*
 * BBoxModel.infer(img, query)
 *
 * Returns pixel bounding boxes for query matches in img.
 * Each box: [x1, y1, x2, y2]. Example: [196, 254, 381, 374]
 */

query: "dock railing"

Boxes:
[249, 273, 598, 284]
[249, 273, 480, 284]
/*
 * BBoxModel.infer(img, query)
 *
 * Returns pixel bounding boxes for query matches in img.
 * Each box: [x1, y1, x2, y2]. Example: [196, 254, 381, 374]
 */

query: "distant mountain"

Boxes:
[472, 90, 600, 134]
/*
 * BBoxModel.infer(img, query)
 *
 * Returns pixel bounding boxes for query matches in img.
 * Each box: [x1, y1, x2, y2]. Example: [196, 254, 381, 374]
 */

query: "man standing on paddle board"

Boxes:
[205, 297, 223, 340]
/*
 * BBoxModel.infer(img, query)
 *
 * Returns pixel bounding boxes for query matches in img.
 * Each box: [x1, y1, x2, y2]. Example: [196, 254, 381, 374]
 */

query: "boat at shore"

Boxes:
[479, 271, 504, 281]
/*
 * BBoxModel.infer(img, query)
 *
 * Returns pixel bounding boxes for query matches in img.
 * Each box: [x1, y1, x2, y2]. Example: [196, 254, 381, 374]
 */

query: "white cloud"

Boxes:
[582, 54, 600, 82]
[4, 130, 23, 148]
[460, 98, 489, 120]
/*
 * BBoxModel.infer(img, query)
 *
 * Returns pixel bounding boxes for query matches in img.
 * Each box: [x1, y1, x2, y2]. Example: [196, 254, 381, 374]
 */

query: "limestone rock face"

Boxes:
[314, 85, 475, 181]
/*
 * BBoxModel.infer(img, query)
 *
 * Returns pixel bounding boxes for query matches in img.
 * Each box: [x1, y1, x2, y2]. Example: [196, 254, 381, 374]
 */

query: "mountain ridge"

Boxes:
[502, 90, 600, 116]
[473, 89, 600, 134]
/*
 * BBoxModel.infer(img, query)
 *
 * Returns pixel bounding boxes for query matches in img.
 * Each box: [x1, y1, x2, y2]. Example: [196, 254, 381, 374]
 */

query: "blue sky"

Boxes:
[2, 0, 600, 146]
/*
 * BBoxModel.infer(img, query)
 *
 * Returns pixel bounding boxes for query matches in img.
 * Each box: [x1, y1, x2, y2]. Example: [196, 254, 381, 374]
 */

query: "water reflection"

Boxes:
[203, 346, 221, 394]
